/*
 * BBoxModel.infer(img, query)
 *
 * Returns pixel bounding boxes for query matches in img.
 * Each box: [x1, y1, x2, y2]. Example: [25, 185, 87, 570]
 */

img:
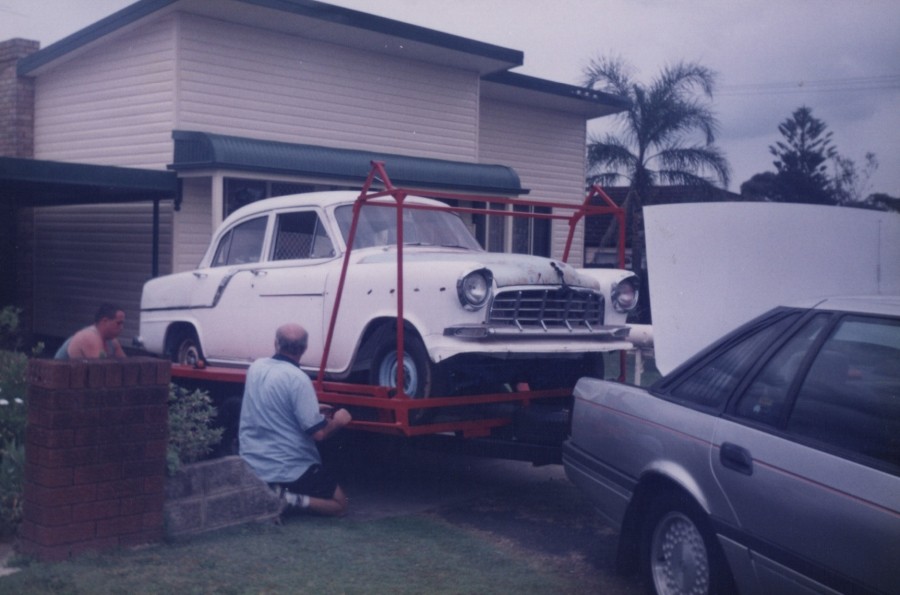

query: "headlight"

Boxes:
[611, 277, 639, 313]
[457, 269, 492, 310]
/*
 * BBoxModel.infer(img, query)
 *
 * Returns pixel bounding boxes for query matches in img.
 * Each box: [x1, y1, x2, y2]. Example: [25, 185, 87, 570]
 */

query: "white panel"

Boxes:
[33, 16, 177, 169]
[173, 177, 213, 273]
[645, 203, 900, 374]
[33, 203, 173, 341]
[175, 14, 479, 162]
[479, 98, 588, 263]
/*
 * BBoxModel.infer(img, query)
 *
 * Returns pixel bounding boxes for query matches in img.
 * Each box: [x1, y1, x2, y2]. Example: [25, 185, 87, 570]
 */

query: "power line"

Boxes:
[718, 74, 900, 96]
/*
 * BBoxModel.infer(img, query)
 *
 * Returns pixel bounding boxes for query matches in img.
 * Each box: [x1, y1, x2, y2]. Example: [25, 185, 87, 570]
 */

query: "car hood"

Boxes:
[355, 249, 597, 289]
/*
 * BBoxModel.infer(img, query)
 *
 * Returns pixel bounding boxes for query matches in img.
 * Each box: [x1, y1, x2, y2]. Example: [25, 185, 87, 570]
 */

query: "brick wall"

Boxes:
[20, 357, 170, 562]
[0, 38, 38, 158]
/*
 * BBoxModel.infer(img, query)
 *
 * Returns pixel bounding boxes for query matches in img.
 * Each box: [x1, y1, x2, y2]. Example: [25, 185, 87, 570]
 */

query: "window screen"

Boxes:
[272, 212, 333, 260]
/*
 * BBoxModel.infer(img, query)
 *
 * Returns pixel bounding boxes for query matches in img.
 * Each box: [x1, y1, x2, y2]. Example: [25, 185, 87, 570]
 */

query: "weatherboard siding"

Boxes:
[173, 176, 213, 273]
[32, 15, 177, 169]
[32, 203, 173, 342]
[175, 13, 480, 162]
[479, 98, 588, 265]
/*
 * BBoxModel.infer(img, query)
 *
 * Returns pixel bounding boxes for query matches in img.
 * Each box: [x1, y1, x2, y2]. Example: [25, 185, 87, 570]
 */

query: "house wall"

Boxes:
[173, 176, 213, 272]
[32, 16, 177, 167]
[479, 98, 588, 265]
[174, 13, 480, 161]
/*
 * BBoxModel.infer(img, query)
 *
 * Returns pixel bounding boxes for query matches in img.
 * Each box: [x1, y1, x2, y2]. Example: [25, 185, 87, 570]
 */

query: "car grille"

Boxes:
[489, 288, 605, 330]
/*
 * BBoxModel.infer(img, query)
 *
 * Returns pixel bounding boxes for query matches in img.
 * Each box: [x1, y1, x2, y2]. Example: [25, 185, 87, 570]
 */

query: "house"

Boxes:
[0, 0, 628, 343]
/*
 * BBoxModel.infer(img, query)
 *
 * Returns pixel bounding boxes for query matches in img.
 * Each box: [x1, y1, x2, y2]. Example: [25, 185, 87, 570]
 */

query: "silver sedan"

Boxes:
[564, 295, 900, 595]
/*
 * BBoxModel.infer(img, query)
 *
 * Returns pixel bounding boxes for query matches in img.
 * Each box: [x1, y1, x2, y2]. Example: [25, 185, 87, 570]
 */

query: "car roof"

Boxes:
[791, 294, 900, 317]
[221, 190, 445, 227]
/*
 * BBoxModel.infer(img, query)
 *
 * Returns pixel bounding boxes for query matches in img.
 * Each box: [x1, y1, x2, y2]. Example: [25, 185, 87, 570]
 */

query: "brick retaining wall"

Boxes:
[20, 357, 170, 561]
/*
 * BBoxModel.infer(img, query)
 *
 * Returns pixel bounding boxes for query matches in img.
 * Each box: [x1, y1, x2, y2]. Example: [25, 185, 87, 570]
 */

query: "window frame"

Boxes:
[722, 310, 900, 475]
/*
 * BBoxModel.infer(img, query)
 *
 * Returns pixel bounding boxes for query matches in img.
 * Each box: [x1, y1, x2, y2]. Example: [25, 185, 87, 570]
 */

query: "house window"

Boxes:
[512, 205, 551, 257]
[223, 178, 349, 218]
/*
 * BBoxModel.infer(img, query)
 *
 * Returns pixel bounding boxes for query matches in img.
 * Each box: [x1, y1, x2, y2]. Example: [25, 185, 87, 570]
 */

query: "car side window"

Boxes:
[734, 314, 830, 424]
[212, 216, 267, 267]
[272, 211, 335, 261]
[668, 314, 799, 409]
[787, 316, 900, 468]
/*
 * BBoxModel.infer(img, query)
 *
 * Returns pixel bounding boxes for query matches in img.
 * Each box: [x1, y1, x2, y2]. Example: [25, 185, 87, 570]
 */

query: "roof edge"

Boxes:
[482, 71, 631, 112]
[19, 0, 523, 76]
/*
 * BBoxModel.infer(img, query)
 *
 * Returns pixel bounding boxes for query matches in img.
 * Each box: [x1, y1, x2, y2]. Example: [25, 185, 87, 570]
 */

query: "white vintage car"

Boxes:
[139, 191, 640, 397]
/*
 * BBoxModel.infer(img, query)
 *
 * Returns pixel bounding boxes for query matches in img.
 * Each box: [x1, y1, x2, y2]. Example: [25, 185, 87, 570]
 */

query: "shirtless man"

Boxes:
[54, 303, 127, 359]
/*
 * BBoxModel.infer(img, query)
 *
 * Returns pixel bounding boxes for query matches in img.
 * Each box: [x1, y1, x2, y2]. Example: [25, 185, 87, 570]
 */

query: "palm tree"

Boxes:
[584, 57, 730, 321]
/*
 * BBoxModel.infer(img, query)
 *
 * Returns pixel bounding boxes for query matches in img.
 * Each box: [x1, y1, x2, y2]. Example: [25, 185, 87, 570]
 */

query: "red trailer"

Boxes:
[170, 162, 632, 463]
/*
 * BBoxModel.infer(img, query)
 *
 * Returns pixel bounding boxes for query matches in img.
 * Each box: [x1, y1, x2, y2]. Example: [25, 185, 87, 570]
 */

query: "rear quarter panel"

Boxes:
[566, 377, 737, 528]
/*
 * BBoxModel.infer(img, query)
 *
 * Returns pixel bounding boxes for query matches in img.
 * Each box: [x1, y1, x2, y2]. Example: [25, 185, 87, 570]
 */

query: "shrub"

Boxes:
[0, 438, 24, 537]
[0, 306, 33, 537]
[167, 384, 224, 475]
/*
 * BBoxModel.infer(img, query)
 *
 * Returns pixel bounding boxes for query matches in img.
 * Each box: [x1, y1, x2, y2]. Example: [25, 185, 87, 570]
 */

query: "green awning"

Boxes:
[170, 130, 526, 196]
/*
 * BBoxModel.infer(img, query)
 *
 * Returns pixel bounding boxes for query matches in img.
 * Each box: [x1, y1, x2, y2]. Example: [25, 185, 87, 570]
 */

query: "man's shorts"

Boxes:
[277, 464, 339, 499]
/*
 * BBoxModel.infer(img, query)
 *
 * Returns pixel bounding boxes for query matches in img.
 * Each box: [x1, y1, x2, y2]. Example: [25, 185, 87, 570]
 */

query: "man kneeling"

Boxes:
[239, 324, 352, 516]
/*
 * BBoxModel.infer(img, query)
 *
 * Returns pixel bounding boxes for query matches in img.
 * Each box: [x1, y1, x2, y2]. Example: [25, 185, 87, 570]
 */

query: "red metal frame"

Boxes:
[173, 163, 629, 437]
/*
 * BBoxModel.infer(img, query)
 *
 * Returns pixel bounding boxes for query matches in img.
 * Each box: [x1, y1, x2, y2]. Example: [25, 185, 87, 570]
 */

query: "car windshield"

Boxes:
[334, 203, 483, 251]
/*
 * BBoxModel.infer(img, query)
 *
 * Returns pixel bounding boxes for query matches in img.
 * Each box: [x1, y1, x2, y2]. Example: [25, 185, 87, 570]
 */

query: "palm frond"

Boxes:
[654, 145, 731, 188]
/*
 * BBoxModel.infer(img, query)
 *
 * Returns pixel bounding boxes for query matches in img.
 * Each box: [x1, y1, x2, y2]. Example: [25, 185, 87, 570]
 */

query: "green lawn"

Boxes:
[0, 514, 601, 594]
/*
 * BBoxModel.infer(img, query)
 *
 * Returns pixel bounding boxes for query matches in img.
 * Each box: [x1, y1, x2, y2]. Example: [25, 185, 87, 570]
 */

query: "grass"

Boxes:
[0, 514, 596, 594]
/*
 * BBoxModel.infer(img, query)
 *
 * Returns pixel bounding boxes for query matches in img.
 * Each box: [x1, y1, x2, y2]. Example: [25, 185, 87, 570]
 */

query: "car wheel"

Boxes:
[643, 495, 734, 595]
[368, 331, 434, 423]
[172, 329, 204, 366]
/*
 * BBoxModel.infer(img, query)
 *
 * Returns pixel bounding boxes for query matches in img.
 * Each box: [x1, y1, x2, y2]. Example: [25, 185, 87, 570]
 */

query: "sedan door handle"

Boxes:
[251, 270, 268, 277]
[720, 442, 753, 476]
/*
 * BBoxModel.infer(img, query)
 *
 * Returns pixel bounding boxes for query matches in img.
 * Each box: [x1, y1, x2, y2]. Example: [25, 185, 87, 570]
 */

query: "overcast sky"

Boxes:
[2, 0, 898, 195]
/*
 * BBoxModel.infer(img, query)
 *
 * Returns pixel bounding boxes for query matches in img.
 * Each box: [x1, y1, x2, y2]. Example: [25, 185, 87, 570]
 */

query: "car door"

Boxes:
[241, 209, 336, 369]
[711, 313, 900, 594]
[192, 215, 271, 362]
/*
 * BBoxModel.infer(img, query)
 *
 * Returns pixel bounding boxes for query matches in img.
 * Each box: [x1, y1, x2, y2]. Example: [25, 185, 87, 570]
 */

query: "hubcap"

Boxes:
[179, 342, 200, 366]
[650, 511, 710, 595]
[378, 351, 419, 396]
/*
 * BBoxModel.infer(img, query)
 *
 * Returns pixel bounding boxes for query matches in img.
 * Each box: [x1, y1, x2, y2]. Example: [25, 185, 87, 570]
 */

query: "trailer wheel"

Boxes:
[171, 328, 204, 366]
[368, 331, 435, 423]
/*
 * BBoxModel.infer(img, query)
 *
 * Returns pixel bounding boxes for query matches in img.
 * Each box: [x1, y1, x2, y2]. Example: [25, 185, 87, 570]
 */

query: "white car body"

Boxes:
[140, 191, 640, 393]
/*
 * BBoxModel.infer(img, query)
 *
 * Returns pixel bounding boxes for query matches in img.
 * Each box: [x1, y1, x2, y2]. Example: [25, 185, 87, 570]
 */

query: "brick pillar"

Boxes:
[0, 38, 38, 158]
[20, 357, 170, 561]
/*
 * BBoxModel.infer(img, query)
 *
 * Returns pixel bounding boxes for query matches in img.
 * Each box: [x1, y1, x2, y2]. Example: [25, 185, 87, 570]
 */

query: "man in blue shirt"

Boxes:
[239, 323, 352, 516]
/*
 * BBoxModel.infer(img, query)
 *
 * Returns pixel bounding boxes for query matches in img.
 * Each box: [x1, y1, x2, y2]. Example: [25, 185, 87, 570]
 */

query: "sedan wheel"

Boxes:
[649, 510, 710, 595]
[643, 494, 733, 595]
